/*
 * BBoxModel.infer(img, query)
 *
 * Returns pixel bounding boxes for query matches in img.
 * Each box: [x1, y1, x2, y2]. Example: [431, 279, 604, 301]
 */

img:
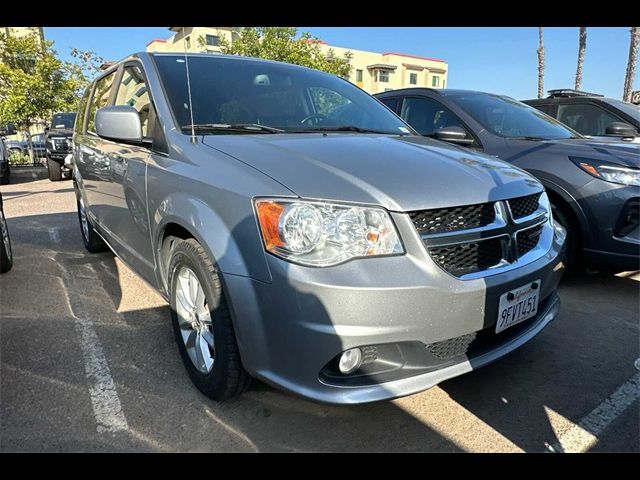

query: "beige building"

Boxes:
[146, 27, 448, 94]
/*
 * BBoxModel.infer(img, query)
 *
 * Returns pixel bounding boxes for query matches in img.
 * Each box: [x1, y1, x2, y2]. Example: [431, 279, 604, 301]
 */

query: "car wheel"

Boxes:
[76, 196, 107, 253]
[0, 203, 13, 273]
[551, 201, 580, 271]
[47, 157, 63, 181]
[168, 238, 251, 401]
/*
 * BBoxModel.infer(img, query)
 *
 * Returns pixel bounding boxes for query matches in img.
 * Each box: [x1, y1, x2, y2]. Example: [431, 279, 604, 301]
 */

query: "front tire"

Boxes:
[47, 157, 62, 182]
[168, 238, 250, 401]
[551, 201, 581, 271]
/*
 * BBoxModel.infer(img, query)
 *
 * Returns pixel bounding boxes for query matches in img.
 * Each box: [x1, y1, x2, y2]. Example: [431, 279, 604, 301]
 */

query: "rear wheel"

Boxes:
[47, 157, 62, 182]
[77, 196, 107, 253]
[168, 238, 251, 401]
[0, 203, 13, 273]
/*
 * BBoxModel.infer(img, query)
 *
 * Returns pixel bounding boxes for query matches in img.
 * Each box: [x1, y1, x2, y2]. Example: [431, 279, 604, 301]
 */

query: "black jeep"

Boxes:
[45, 112, 76, 181]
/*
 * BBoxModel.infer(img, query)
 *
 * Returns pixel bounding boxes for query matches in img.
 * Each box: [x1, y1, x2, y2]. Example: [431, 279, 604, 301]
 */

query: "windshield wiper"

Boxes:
[512, 135, 549, 141]
[291, 125, 397, 134]
[182, 123, 285, 134]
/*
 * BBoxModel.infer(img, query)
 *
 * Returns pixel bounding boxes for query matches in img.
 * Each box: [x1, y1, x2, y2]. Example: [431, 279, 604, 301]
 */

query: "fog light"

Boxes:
[338, 348, 362, 374]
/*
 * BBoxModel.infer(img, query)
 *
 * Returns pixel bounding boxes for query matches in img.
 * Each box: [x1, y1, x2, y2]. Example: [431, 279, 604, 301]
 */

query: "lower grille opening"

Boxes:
[429, 238, 504, 277]
[615, 199, 639, 237]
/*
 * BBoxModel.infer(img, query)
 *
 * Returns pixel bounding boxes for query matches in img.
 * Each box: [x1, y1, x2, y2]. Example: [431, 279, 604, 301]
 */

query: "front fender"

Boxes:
[151, 192, 272, 294]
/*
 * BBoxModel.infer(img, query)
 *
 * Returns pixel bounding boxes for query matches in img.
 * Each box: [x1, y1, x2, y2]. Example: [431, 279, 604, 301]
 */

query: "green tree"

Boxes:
[198, 27, 352, 78]
[0, 32, 99, 161]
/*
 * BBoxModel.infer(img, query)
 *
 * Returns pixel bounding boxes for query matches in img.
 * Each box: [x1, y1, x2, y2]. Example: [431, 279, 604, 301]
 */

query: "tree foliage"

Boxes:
[198, 27, 352, 78]
[0, 32, 102, 131]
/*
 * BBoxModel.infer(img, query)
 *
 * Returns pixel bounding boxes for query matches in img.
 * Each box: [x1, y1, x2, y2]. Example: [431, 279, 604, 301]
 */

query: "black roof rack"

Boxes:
[547, 89, 604, 98]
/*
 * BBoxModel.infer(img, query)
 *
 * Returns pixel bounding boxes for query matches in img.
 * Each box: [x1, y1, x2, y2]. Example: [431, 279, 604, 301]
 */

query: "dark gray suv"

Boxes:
[72, 53, 565, 404]
[376, 88, 640, 272]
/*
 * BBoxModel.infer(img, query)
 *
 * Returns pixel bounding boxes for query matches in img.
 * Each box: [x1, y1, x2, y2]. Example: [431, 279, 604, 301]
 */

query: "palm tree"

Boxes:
[537, 27, 545, 98]
[623, 27, 639, 102]
[575, 27, 587, 90]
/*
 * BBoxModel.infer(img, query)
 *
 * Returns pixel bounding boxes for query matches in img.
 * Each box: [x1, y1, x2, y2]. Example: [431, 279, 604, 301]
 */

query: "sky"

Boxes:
[44, 27, 637, 101]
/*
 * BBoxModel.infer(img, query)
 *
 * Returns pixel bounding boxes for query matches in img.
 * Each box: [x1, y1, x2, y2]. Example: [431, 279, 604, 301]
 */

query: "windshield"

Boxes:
[607, 99, 640, 122]
[51, 112, 76, 129]
[451, 93, 578, 140]
[153, 55, 411, 135]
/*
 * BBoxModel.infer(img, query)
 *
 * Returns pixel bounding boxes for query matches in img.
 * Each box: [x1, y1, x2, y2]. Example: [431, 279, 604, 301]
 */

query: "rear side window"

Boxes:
[74, 86, 91, 135]
[532, 103, 555, 117]
[87, 71, 117, 134]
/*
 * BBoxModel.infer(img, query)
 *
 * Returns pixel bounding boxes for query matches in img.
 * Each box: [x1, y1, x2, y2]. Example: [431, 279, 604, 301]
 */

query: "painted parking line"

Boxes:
[546, 372, 640, 453]
[59, 264, 128, 434]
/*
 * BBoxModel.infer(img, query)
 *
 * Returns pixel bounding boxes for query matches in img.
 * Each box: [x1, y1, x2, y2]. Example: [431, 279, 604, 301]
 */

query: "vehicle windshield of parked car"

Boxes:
[153, 55, 412, 135]
[51, 113, 76, 129]
[607, 99, 640, 122]
[451, 93, 579, 140]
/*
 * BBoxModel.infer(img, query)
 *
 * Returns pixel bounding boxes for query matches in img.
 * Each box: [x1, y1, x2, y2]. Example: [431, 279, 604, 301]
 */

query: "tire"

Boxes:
[551, 200, 581, 272]
[47, 157, 63, 182]
[168, 238, 251, 401]
[76, 196, 107, 253]
[0, 203, 13, 273]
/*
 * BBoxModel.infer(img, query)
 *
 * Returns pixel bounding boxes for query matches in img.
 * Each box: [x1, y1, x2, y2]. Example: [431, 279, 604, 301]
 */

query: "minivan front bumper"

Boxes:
[223, 214, 566, 404]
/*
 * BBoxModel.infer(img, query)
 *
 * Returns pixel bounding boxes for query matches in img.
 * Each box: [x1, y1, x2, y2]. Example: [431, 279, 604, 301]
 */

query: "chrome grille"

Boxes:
[413, 192, 552, 279]
[509, 193, 541, 219]
[410, 203, 495, 234]
[517, 224, 544, 257]
[430, 238, 504, 276]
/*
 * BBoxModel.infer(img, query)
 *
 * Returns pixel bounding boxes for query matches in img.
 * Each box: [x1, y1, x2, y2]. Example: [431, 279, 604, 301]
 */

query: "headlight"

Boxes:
[538, 191, 553, 225]
[254, 198, 404, 267]
[571, 157, 640, 187]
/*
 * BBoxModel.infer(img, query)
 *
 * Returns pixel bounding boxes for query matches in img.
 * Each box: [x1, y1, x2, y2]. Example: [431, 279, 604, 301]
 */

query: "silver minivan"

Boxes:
[72, 52, 566, 404]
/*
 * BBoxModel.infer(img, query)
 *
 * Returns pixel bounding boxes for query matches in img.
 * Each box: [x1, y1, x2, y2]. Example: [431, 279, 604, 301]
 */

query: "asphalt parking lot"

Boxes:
[0, 167, 638, 453]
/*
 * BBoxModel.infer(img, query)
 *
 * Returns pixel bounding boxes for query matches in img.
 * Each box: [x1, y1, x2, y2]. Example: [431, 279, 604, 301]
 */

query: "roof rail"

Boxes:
[547, 89, 604, 98]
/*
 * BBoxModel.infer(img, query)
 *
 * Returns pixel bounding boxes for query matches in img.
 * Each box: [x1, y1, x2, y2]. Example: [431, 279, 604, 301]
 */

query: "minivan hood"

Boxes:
[203, 134, 542, 211]
[504, 137, 640, 169]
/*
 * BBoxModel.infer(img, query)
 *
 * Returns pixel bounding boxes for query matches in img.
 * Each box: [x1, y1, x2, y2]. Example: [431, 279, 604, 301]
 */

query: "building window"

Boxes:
[378, 70, 390, 83]
[356, 69, 363, 82]
[409, 73, 418, 85]
[432, 75, 440, 87]
[185, 36, 191, 49]
[205, 35, 220, 47]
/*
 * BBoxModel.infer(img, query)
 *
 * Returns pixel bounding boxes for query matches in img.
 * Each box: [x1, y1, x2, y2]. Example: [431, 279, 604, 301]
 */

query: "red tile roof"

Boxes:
[146, 38, 167, 47]
[382, 52, 445, 63]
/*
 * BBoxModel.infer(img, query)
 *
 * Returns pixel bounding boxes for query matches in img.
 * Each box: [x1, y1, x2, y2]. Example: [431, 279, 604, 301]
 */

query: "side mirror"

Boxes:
[433, 126, 475, 146]
[0, 123, 17, 136]
[605, 122, 637, 138]
[44, 126, 49, 134]
[95, 105, 142, 143]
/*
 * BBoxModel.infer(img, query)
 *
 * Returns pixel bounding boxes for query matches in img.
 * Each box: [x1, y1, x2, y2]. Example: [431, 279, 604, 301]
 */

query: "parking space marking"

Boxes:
[547, 372, 639, 453]
[47, 227, 60, 244]
[58, 266, 129, 434]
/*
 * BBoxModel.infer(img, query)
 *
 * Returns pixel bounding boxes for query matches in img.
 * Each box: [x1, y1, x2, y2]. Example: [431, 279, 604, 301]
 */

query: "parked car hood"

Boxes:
[203, 134, 542, 212]
[503, 137, 640, 169]
[47, 128, 73, 138]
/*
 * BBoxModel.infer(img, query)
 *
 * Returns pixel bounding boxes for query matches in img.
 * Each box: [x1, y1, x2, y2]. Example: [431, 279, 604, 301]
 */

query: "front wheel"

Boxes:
[0, 204, 13, 273]
[168, 238, 251, 400]
[47, 157, 63, 182]
[551, 201, 580, 271]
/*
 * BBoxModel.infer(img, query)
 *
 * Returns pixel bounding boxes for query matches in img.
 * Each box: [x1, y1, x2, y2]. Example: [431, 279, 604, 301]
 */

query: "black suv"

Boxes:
[45, 112, 76, 181]
[376, 88, 640, 272]
[523, 89, 640, 143]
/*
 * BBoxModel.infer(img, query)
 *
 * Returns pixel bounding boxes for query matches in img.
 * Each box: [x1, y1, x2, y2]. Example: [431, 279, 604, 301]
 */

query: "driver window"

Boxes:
[557, 103, 620, 136]
[400, 97, 466, 137]
[114, 65, 151, 137]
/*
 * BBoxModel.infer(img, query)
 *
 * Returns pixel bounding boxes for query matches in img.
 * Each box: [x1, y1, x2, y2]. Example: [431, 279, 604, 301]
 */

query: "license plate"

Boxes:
[496, 280, 541, 333]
